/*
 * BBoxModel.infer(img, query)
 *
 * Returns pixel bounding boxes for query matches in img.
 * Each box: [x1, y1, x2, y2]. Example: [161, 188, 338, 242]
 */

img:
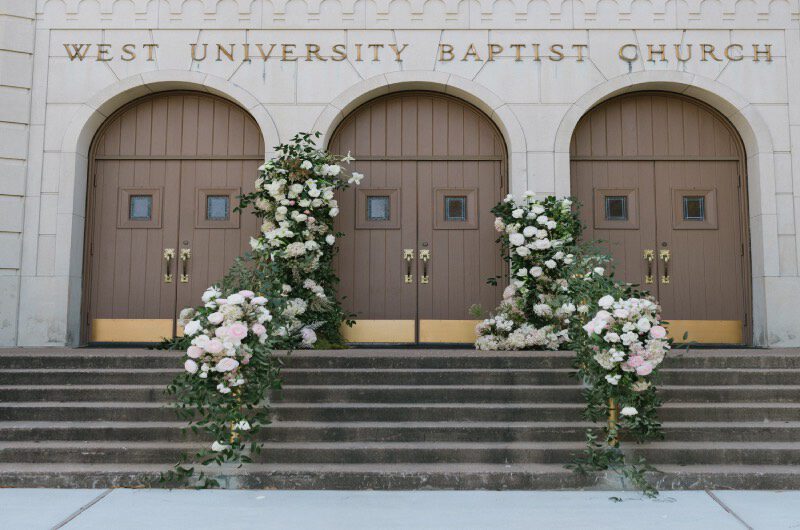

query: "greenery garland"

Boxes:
[159, 133, 362, 486]
[478, 193, 670, 496]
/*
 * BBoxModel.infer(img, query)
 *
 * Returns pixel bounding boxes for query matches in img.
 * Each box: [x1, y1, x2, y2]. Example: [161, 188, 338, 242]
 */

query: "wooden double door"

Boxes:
[84, 92, 264, 343]
[571, 92, 750, 344]
[330, 92, 507, 343]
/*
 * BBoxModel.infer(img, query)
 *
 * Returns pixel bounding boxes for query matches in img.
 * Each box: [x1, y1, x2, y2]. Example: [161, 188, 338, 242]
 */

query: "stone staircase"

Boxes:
[0, 348, 799, 489]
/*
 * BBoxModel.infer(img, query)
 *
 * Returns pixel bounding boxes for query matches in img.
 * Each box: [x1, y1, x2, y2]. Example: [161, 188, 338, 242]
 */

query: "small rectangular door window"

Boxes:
[444, 196, 467, 221]
[129, 195, 153, 221]
[682, 196, 705, 221]
[206, 195, 230, 221]
[367, 196, 391, 221]
[604, 196, 628, 221]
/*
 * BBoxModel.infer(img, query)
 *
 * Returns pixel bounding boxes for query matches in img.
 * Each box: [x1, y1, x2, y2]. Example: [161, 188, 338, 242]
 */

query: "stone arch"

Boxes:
[56, 70, 278, 345]
[313, 71, 528, 189]
[554, 70, 775, 345]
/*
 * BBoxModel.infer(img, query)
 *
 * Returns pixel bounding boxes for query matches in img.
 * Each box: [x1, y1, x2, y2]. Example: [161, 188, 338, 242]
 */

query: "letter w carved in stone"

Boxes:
[64, 44, 91, 60]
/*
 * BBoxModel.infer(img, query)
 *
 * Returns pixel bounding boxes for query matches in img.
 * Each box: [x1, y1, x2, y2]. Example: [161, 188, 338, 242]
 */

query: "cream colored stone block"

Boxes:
[773, 152, 793, 193]
[47, 58, 120, 104]
[586, 30, 641, 80]
[38, 194, 59, 235]
[392, 30, 442, 71]
[24, 125, 44, 197]
[0, 87, 31, 124]
[526, 151, 556, 195]
[0, 275, 19, 346]
[785, 28, 800, 125]
[149, 30, 200, 71]
[0, 233, 22, 269]
[49, 30, 104, 57]
[343, 30, 404, 80]
[266, 104, 329, 141]
[764, 276, 800, 346]
[0, 123, 29, 159]
[778, 234, 798, 275]
[776, 193, 796, 235]
[40, 152, 61, 194]
[0, 51, 33, 88]
[0, 160, 26, 196]
[753, 104, 791, 151]
[296, 60, 363, 104]
[539, 59, 608, 105]
[472, 58, 541, 104]
[29, 31, 51, 126]
[434, 31, 490, 80]
[43, 104, 82, 151]
[17, 276, 70, 346]
[229, 60, 297, 104]
[791, 126, 800, 193]
[20, 194, 40, 273]
[747, 151, 777, 218]
[0, 0, 34, 18]
[186, 30, 248, 81]
[509, 150, 528, 195]
[100, 30, 161, 80]
[716, 59, 788, 105]
[509, 104, 571, 151]
[0, 16, 34, 54]
[36, 235, 56, 276]
[57, 153, 88, 218]
[0, 196, 23, 232]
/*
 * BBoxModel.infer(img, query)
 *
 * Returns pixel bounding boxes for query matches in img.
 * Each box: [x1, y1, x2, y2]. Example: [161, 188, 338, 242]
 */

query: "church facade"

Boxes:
[1, 0, 799, 347]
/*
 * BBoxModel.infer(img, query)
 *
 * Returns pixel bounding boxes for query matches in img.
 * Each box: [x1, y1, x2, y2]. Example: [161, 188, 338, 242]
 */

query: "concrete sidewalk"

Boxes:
[1, 489, 798, 530]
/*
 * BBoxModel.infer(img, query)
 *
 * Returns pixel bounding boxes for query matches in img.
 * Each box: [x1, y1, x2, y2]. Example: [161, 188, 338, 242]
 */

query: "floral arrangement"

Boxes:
[238, 131, 363, 347]
[475, 193, 584, 351]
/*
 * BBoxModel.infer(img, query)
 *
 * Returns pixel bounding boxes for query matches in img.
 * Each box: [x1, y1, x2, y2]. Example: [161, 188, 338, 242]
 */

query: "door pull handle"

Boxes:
[660, 249, 670, 284]
[163, 248, 175, 283]
[419, 249, 430, 284]
[403, 249, 414, 283]
[180, 248, 191, 283]
[643, 249, 655, 284]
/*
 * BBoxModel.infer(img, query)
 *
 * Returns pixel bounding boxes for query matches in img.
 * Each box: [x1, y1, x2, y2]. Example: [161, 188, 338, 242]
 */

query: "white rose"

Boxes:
[516, 246, 531, 257]
[184, 320, 202, 336]
[201, 287, 221, 303]
[330, 207, 340, 217]
[508, 233, 525, 246]
[545, 260, 557, 269]
[546, 220, 557, 230]
[326, 234, 336, 245]
[235, 420, 251, 431]
[348, 172, 364, 184]
[300, 160, 313, 170]
[511, 208, 524, 219]
[211, 441, 230, 452]
[529, 266, 543, 278]
[621, 406, 638, 416]
[184, 359, 198, 374]
[308, 188, 321, 198]
[227, 293, 245, 305]
[207, 312, 224, 325]
[522, 226, 536, 238]
[532, 205, 545, 215]
[594, 267, 605, 275]
[605, 374, 621, 385]
[516, 268, 528, 277]
[536, 215, 549, 225]
[604, 332, 621, 343]
[598, 295, 615, 309]
[636, 317, 652, 333]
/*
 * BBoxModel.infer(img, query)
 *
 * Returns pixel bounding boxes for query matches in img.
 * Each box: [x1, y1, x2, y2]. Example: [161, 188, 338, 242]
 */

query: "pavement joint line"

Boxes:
[705, 490, 754, 530]
[51, 488, 113, 529]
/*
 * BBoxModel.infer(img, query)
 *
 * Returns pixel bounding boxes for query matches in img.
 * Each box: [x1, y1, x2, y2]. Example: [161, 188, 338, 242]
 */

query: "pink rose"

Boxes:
[251, 296, 267, 305]
[627, 355, 644, 368]
[216, 357, 239, 372]
[205, 339, 224, 354]
[239, 290, 255, 299]
[636, 362, 653, 376]
[214, 327, 228, 339]
[650, 325, 667, 339]
[252, 323, 267, 336]
[289, 201, 295, 205]
[187, 346, 203, 359]
[216, 298, 227, 306]
[184, 359, 198, 373]
[228, 323, 248, 341]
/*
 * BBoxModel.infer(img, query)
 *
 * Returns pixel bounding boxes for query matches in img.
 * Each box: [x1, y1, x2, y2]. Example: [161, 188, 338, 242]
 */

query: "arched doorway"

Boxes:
[329, 91, 508, 343]
[82, 91, 265, 343]
[570, 92, 751, 344]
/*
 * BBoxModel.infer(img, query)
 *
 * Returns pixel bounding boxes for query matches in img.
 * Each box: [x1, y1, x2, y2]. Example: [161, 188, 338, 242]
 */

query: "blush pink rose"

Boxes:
[251, 296, 267, 305]
[650, 325, 667, 339]
[252, 323, 267, 336]
[239, 290, 255, 299]
[636, 362, 653, 376]
[187, 346, 203, 359]
[184, 359, 198, 373]
[215, 298, 228, 306]
[205, 339, 224, 354]
[216, 357, 239, 372]
[627, 355, 644, 368]
[228, 323, 248, 341]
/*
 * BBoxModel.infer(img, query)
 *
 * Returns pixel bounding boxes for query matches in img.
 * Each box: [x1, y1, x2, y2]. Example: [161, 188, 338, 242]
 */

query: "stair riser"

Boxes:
[3, 355, 800, 371]
[1, 447, 797, 466]
[3, 425, 798, 443]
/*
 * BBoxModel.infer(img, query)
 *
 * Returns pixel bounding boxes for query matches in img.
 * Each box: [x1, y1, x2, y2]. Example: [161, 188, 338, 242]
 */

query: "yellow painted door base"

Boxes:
[666, 320, 744, 344]
[90, 319, 175, 342]
[419, 320, 479, 343]
[341, 320, 416, 343]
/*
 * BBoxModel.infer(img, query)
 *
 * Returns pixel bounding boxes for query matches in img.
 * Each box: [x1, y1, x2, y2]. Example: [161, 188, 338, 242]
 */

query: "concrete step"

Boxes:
[2, 421, 799, 443]
[2, 349, 799, 370]
[1, 440, 799, 466]
[2, 462, 800, 490]
[3, 367, 798, 386]
[3, 401, 798, 423]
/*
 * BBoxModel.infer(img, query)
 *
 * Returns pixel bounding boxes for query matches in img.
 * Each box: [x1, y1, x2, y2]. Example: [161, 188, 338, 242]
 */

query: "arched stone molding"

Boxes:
[554, 70, 777, 345]
[313, 70, 528, 192]
[50, 70, 278, 346]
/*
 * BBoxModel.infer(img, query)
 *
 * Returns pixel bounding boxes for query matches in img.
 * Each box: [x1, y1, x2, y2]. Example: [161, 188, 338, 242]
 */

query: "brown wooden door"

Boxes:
[84, 92, 264, 343]
[330, 92, 507, 343]
[570, 92, 750, 344]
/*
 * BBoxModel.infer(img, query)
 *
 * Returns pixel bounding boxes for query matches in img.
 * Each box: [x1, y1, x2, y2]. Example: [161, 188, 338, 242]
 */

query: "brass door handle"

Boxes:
[163, 248, 175, 283]
[643, 249, 655, 284]
[403, 249, 414, 283]
[660, 249, 670, 284]
[419, 249, 430, 284]
[180, 248, 191, 283]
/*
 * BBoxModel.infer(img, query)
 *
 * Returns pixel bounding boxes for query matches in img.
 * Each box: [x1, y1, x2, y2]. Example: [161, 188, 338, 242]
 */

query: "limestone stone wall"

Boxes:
[3, 0, 800, 346]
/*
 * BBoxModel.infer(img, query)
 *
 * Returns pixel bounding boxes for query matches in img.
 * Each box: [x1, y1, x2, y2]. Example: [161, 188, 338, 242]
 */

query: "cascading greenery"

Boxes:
[477, 193, 670, 496]
[158, 132, 362, 487]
